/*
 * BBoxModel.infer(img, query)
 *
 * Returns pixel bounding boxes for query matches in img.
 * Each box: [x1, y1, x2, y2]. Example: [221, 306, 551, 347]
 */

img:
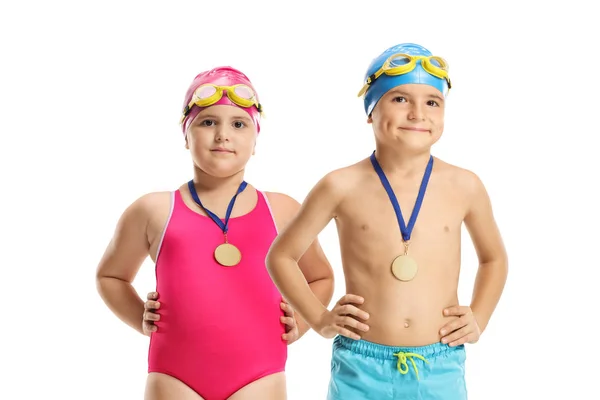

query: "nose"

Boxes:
[407, 103, 425, 121]
[214, 125, 230, 142]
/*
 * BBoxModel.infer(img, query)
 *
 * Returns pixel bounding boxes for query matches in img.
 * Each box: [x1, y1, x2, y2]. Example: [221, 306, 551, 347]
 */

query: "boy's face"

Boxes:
[368, 83, 445, 153]
[185, 105, 257, 178]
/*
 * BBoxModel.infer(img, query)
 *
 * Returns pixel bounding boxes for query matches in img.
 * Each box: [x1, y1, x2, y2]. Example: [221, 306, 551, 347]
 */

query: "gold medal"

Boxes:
[391, 255, 418, 281]
[370, 151, 433, 284]
[391, 241, 418, 281]
[214, 242, 242, 267]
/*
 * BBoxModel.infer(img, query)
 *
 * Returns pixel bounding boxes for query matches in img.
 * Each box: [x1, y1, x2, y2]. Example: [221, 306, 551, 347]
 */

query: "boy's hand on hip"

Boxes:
[315, 294, 370, 341]
[439, 305, 481, 347]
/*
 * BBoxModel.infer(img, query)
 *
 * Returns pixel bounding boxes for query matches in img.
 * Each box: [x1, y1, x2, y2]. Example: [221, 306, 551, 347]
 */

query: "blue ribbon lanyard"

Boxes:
[370, 151, 433, 247]
[187, 180, 248, 242]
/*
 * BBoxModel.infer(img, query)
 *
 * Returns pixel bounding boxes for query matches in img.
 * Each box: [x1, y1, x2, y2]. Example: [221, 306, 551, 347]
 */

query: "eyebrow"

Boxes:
[428, 93, 445, 103]
[389, 89, 445, 103]
[196, 114, 253, 123]
[196, 114, 219, 120]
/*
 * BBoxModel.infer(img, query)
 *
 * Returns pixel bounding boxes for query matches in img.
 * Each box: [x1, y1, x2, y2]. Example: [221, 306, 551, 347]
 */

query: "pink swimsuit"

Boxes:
[148, 188, 287, 400]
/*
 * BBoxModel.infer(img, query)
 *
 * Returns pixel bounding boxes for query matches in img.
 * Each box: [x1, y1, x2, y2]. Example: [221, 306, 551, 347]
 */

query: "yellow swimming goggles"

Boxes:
[357, 53, 452, 97]
[180, 84, 263, 124]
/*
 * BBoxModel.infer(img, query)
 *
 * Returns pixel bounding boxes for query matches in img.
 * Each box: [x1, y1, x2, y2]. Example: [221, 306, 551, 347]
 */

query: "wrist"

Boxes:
[470, 307, 486, 332]
[309, 308, 329, 332]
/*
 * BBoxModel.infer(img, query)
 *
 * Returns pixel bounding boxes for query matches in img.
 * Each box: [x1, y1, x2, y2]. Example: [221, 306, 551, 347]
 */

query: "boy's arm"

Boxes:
[266, 172, 345, 331]
[265, 191, 335, 339]
[95, 195, 153, 335]
[463, 173, 508, 332]
[440, 172, 508, 345]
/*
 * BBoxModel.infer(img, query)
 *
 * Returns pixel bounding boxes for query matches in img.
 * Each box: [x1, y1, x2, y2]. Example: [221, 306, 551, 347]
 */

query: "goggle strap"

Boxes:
[357, 84, 368, 98]
[367, 72, 377, 85]
[357, 70, 382, 97]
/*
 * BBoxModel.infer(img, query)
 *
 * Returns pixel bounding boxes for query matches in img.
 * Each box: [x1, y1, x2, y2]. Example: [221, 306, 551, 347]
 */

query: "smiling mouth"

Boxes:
[399, 127, 430, 132]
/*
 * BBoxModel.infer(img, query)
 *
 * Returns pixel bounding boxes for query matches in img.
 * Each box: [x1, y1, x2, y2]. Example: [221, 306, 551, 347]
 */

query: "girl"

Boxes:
[96, 66, 334, 400]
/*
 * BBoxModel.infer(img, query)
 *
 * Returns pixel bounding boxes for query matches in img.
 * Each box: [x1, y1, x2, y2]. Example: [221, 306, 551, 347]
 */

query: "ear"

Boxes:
[367, 115, 373, 124]
[184, 135, 189, 149]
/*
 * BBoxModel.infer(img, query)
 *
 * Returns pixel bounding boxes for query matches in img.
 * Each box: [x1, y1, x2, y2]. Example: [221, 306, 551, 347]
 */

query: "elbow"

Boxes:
[95, 273, 110, 296]
[95, 271, 127, 296]
[480, 253, 509, 280]
[265, 246, 283, 275]
[265, 246, 277, 275]
[496, 251, 509, 274]
[265, 245, 296, 279]
[95, 269, 104, 289]
[481, 248, 508, 269]
[322, 275, 336, 306]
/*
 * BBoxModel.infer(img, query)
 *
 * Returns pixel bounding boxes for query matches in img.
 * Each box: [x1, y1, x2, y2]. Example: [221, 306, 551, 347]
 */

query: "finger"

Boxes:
[338, 294, 365, 306]
[441, 326, 470, 345]
[147, 292, 158, 300]
[335, 304, 370, 321]
[439, 318, 467, 336]
[282, 331, 298, 342]
[280, 302, 294, 317]
[337, 316, 369, 332]
[280, 316, 295, 328]
[443, 305, 470, 317]
[282, 326, 298, 338]
[144, 311, 161, 322]
[335, 326, 361, 341]
[145, 301, 161, 310]
[449, 335, 470, 347]
[143, 322, 157, 333]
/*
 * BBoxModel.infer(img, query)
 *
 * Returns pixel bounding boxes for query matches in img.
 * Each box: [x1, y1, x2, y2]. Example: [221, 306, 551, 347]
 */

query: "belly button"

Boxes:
[404, 320, 410, 328]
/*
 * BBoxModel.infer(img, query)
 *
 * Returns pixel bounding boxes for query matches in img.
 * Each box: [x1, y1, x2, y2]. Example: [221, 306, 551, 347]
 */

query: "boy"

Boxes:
[265, 43, 508, 399]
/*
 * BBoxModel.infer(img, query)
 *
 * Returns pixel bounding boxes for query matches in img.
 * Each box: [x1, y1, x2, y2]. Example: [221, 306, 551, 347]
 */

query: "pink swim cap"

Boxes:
[181, 66, 262, 135]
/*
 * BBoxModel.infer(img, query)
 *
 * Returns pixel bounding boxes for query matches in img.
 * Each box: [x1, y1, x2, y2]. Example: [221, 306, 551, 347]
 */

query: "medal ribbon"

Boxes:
[187, 180, 248, 238]
[370, 151, 434, 242]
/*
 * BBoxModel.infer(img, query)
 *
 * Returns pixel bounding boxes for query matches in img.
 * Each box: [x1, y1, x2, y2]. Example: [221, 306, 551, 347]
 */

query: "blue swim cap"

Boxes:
[362, 43, 450, 116]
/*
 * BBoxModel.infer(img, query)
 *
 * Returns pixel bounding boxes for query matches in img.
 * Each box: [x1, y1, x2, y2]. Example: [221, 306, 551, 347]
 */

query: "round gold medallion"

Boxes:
[214, 243, 242, 267]
[391, 255, 418, 281]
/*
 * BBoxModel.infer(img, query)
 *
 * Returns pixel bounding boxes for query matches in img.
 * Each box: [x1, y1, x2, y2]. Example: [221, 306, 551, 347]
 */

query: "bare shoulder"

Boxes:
[264, 191, 301, 211]
[97, 190, 173, 279]
[263, 161, 366, 226]
[301, 160, 367, 199]
[325, 160, 369, 189]
[310, 160, 374, 216]
[129, 191, 172, 217]
[434, 157, 486, 196]
[263, 191, 301, 231]
[115, 191, 173, 236]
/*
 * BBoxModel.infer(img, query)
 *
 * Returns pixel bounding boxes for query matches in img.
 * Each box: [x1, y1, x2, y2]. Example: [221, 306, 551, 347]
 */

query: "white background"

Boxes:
[2, 1, 599, 399]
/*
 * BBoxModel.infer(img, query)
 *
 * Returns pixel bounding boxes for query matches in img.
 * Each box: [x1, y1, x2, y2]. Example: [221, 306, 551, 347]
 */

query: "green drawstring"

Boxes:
[393, 351, 429, 381]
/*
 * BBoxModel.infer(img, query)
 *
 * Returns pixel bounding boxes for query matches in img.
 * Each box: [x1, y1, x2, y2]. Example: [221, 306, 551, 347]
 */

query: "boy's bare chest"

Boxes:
[339, 181, 466, 242]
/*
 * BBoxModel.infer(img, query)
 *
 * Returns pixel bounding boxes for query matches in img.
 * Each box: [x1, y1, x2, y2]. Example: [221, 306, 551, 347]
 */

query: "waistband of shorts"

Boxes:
[333, 335, 463, 359]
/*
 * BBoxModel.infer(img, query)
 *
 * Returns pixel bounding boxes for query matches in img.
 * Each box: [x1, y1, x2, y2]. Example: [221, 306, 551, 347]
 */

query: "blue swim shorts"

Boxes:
[327, 335, 467, 399]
